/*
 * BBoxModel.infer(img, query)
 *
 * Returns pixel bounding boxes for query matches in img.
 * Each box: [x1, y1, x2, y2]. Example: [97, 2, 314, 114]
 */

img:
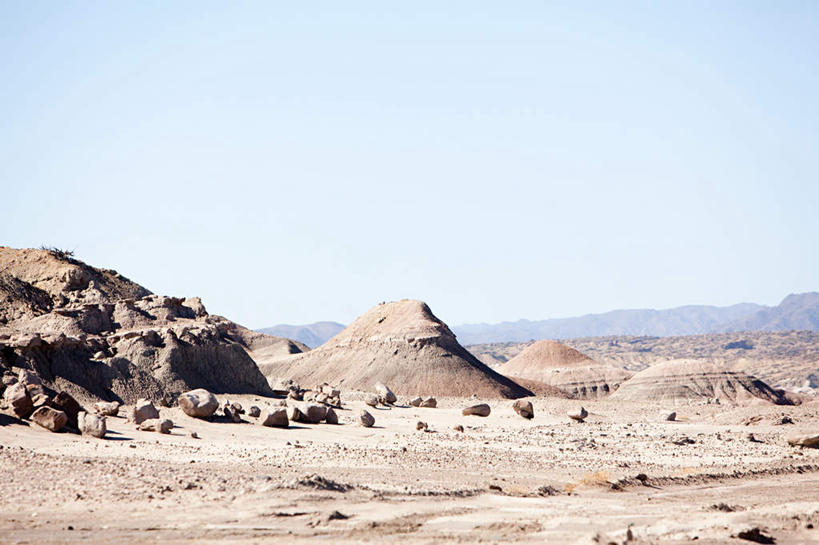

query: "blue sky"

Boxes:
[2, 1, 817, 328]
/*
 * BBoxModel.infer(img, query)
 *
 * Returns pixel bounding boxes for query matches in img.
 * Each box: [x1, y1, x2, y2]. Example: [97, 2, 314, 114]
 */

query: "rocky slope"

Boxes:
[259, 300, 532, 399]
[0, 247, 302, 404]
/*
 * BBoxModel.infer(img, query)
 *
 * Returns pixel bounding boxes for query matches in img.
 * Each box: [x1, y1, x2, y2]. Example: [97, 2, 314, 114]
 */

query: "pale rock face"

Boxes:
[359, 410, 375, 427]
[78, 411, 107, 438]
[462, 404, 491, 417]
[178, 389, 219, 419]
[31, 406, 68, 432]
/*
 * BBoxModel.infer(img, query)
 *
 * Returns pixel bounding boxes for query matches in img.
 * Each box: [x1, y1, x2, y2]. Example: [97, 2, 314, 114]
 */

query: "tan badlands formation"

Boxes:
[259, 299, 532, 399]
[502, 339, 634, 399]
[1, 246, 818, 544]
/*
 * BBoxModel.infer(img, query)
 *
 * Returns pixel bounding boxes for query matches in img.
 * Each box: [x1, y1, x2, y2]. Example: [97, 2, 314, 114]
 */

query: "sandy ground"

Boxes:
[1, 394, 818, 544]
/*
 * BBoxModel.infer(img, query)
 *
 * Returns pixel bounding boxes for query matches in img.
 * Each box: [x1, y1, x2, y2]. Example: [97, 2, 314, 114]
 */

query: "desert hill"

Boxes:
[452, 293, 819, 344]
[501, 340, 632, 399]
[468, 330, 819, 393]
[0, 247, 303, 403]
[256, 321, 345, 348]
[259, 300, 532, 399]
[608, 359, 790, 405]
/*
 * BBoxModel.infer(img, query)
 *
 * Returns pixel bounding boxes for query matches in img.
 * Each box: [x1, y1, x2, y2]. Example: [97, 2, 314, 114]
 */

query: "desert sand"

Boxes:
[2, 392, 818, 544]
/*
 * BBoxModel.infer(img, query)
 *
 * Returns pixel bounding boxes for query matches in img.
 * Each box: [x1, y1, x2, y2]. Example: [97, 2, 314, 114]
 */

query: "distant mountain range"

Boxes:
[256, 321, 345, 348]
[257, 292, 819, 347]
[452, 293, 819, 345]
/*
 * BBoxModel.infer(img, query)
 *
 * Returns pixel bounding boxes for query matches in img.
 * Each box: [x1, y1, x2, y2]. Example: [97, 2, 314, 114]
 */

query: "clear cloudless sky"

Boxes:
[1, 1, 818, 329]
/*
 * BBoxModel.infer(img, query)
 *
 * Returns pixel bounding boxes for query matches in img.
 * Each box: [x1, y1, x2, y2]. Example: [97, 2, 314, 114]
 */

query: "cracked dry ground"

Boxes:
[1, 395, 818, 544]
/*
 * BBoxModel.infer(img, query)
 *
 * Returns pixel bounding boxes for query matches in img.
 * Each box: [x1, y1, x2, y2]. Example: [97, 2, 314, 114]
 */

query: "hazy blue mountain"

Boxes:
[256, 321, 345, 348]
[451, 293, 819, 344]
[451, 303, 765, 344]
[259, 293, 819, 346]
[723, 292, 819, 332]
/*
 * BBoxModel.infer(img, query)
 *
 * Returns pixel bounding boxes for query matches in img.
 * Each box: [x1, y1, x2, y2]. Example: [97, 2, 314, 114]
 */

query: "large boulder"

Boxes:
[303, 404, 327, 424]
[93, 401, 120, 417]
[568, 407, 589, 422]
[31, 406, 68, 432]
[375, 383, 397, 404]
[325, 407, 339, 424]
[131, 399, 160, 424]
[359, 410, 375, 427]
[178, 389, 219, 419]
[260, 408, 289, 428]
[3, 383, 33, 419]
[462, 404, 491, 417]
[53, 391, 83, 428]
[138, 418, 173, 434]
[78, 411, 107, 438]
[787, 433, 819, 448]
[513, 399, 534, 419]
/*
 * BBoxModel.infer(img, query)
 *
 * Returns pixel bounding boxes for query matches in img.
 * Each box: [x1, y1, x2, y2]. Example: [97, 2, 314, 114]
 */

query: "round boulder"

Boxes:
[359, 410, 375, 427]
[178, 389, 219, 419]
[513, 399, 534, 419]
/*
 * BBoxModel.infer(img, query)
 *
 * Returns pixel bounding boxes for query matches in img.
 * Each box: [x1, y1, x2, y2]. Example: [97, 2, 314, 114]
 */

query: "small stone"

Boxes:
[132, 399, 160, 424]
[662, 411, 677, 422]
[513, 400, 534, 419]
[416, 421, 428, 431]
[93, 401, 121, 417]
[567, 407, 589, 422]
[462, 404, 491, 417]
[420, 397, 437, 408]
[374, 382, 396, 404]
[260, 408, 289, 428]
[453, 425, 464, 433]
[359, 410, 375, 428]
[325, 407, 339, 425]
[138, 418, 173, 434]
[409, 397, 422, 407]
[248, 406, 261, 418]
[189, 431, 199, 439]
[77, 411, 107, 438]
[31, 406, 68, 432]
[178, 389, 219, 419]
[364, 394, 379, 407]
[231, 402, 244, 414]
